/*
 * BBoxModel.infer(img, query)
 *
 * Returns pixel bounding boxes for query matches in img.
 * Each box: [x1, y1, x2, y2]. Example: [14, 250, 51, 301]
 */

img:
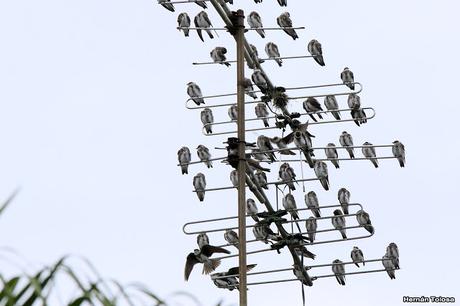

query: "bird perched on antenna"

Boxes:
[197, 145, 212, 168]
[184, 245, 230, 281]
[332, 209, 347, 239]
[324, 95, 341, 120]
[341, 67, 355, 90]
[244, 78, 258, 100]
[224, 229, 239, 250]
[382, 254, 396, 279]
[308, 39, 325, 66]
[338, 188, 351, 214]
[194, 0, 207, 9]
[303, 97, 324, 122]
[356, 209, 374, 234]
[194, 11, 214, 42]
[228, 104, 238, 121]
[252, 70, 269, 94]
[246, 198, 260, 222]
[210, 264, 257, 291]
[177, 13, 191, 37]
[339, 131, 355, 159]
[248, 11, 265, 38]
[362, 142, 378, 168]
[305, 191, 321, 218]
[392, 140, 406, 167]
[270, 136, 296, 155]
[265, 42, 283, 67]
[279, 162, 297, 191]
[305, 217, 317, 243]
[325, 143, 340, 169]
[200, 108, 214, 134]
[193, 173, 206, 202]
[351, 246, 365, 267]
[177, 147, 191, 175]
[277, 12, 298, 40]
[386, 242, 399, 269]
[187, 82, 204, 105]
[314, 161, 329, 191]
[257, 135, 276, 162]
[210, 47, 231, 67]
[332, 259, 346, 285]
[255, 103, 270, 127]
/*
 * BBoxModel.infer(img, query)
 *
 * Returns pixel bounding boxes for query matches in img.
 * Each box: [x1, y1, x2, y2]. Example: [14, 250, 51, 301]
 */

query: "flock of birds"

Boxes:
[163, 0, 404, 295]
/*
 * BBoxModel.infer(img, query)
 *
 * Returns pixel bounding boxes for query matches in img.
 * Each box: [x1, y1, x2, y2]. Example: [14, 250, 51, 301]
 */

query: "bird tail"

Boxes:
[224, 61, 231, 67]
[341, 205, 349, 215]
[203, 259, 221, 275]
[197, 191, 205, 202]
[332, 112, 341, 120]
[263, 118, 269, 127]
[340, 230, 347, 239]
[251, 215, 260, 223]
[257, 29, 265, 38]
[276, 59, 282, 67]
[184, 29, 189, 37]
[354, 263, 360, 268]
[280, 149, 296, 156]
[197, 29, 204, 42]
[205, 126, 212, 134]
[300, 247, 316, 260]
[206, 29, 214, 39]
[313, 209, 321, 218]
[303, 150, 315, 168]
[206, 161, 213, 168]
[288, 182, 296, 191]
[371, 159, 379, 168]
[399, 158, 405, 167]
[333, 160, 340, 169]
[315, 55, 325, 67]
[320, 178, 329, 191]
[308, 233, 315, 243]
[365, 225, 374, 234]
[348, 149, 355, 159]
[317, 113, 323, 119]
[308, 114, 318, 122]
[181, 166, 188, 175]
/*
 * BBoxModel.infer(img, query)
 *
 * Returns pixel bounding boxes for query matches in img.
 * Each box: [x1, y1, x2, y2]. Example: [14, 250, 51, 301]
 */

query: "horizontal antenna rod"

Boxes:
[193, 54, 317, 65]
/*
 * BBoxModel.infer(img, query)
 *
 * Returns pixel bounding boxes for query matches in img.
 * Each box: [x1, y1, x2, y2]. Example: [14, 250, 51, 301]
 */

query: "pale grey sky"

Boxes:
[0, 0, 459, 305]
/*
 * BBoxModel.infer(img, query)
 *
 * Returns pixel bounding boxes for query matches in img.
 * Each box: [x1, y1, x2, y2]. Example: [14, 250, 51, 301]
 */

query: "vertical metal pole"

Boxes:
[235, 9, 247, 306]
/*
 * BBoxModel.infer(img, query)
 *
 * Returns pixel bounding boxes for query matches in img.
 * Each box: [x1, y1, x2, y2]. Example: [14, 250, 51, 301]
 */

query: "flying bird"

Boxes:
[339, 131, 355, 159]
[187, 82, 204, 105]
[305, 217, 317, 243]
[224, 229, 239, 250]
[325, 143, 340, 169]
[305, 191, 321, 218]
[211, 47, 230, 67]
[257, 135, 276, 162]
[252, 69, 269, 94]
[332, 209, 347, 239]
[158, 0, 175, 12]
[177, 13, 191, 37]
[341, 67, 355, 90]
[194, 0, 207, 9]
[270, 136, 296, 155]
[382, 254, 396, 279]
[332, 259, 346, 285]
[392, 140, 406, 167]
[177, 146, 191, 175]
[247, 198, 260, 222]
[308, 39, 325, 66]
[184, 245, 230, 281]
[228, 104, 238, 121]
[244, 78, 258, 100]
[201, 108, 214, 134]
[314, 161, 329, 191]
[279, 162, 297, 191]
[230, 170, 238, 187]
[324, 95, 341, 120]
[386, 242, 399, 269]
[211, 264, 257, 291]
[197, 145, 212, 168]
[265, 42, 283, 67]
[255, 170, 268, 189]
[193, 173, 206, 202]
[277, 12, 298, 40]
[351, 246, 365, 267]
[194, 11, 214, 42]
[255, 103, 270, 127]
[197, 233, 209, 249]
[362, 142, 378, 168]
[303, 97, 324, 122]
[248, 11, 265, 38]
[356, 209, 374, 234]
[337, 188, 351, 215]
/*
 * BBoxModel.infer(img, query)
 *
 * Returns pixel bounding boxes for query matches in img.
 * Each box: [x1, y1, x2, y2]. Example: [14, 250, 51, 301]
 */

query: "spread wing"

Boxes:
[184, 253, 199, 281]
[227, 264, 257, 276]
[201, 244, 230, 256]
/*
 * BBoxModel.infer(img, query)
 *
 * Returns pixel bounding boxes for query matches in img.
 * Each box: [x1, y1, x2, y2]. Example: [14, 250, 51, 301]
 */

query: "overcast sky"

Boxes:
[0, 0, 459, 305]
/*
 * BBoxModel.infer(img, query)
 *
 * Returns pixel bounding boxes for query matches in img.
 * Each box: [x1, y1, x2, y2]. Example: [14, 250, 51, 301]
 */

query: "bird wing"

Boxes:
[202, 245, 231, 256]
[184, 254, 199, 280]
[227, 264, 257, 276]
[202, 12, 213, 26]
